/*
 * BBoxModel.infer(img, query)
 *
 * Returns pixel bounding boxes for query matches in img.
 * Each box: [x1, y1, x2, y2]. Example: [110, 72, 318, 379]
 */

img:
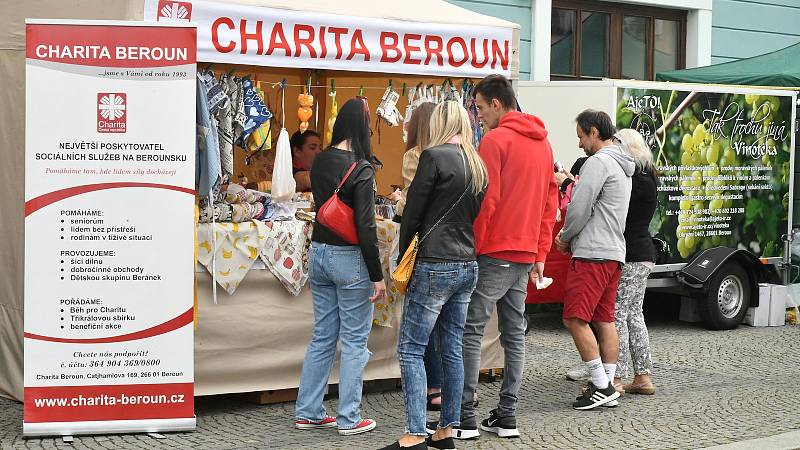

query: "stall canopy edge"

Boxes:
[657, 42, 800, 88]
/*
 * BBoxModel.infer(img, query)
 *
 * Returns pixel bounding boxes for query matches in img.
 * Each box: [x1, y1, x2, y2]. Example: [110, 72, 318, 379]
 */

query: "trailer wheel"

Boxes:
[700, 262, 751, 330]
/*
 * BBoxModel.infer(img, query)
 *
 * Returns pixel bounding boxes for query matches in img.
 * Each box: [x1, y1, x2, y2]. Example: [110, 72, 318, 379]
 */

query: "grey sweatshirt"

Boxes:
[560, 144, 635, 263]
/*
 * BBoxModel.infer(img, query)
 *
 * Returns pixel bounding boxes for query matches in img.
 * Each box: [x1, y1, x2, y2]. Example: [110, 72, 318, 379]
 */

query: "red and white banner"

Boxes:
[144, 0, 514, 78]
[24, 20, 197, 436]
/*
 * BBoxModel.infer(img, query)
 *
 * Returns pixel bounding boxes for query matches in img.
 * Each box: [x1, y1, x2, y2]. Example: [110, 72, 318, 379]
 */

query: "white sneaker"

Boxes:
[565, 364, 591, 382]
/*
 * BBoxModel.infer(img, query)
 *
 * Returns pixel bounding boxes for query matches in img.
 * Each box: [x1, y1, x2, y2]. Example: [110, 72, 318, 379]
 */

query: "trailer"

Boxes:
[519, 80, 798, 330]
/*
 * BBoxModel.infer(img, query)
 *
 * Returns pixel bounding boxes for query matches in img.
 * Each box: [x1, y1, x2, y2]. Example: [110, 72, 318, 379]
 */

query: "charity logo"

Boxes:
[97, 93, 127, 133]
[157, 0, 192, 21]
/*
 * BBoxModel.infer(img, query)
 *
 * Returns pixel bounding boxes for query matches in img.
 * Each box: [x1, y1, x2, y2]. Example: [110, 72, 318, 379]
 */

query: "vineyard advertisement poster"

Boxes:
[616, 87, 795, 263]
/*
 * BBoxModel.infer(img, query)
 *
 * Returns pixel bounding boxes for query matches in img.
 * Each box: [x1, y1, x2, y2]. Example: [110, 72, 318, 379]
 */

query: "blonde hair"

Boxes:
[616, 128, 654, 173]
[428, 101, 487, 194]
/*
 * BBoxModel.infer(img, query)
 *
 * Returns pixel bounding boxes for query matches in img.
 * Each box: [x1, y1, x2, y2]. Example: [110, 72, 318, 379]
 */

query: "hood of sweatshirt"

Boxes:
[598, 144, 636, 177]
[496, 111, 548, 140]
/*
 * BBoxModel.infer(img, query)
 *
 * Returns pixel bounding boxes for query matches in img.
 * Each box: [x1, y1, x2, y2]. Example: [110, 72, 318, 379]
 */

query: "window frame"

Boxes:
[551, 0, 687, 80]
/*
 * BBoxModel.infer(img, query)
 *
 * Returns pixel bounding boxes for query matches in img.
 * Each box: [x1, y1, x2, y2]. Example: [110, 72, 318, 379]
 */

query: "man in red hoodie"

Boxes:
[451, 75, 558, 440]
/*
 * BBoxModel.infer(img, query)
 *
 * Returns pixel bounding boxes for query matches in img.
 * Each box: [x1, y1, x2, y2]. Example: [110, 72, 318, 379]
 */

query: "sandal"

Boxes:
[623, 383, 656, 395]
[426, 392, 442, 411]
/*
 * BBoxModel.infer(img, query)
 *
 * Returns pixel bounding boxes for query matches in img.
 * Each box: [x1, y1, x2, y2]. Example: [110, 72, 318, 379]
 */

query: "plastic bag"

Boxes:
[271, 128, 296, 203]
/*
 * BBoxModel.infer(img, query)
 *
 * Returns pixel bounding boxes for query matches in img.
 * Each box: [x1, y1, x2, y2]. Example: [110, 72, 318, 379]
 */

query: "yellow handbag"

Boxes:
[392, 234, 418, 294]
[391, 174, 471, 294]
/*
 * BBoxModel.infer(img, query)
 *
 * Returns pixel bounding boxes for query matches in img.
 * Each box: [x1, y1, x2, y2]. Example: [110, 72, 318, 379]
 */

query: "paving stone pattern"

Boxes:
[3, 311, 800, 449]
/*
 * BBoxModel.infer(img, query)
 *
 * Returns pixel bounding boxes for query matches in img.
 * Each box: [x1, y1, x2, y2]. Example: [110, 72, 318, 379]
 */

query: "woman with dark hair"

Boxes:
[294, 98, 386, 436]
[290, 130, 322, 192]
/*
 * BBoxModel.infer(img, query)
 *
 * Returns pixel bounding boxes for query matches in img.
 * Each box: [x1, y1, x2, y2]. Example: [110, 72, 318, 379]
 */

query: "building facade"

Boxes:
[447, 0, 800, 80]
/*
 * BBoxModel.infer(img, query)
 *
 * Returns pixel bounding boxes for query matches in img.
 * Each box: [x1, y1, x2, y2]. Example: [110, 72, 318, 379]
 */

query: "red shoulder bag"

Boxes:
[317, 162, 360, 244]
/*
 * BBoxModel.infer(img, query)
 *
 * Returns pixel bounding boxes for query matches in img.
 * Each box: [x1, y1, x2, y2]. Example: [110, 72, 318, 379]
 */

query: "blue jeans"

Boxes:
[295, 243, 375, 429]
[424, 325, 443, 390]
[397, 260, 478, 435]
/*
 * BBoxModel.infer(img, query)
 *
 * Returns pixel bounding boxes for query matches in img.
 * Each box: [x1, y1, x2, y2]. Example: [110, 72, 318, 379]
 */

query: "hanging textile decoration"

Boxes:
[244, 81, 273, 160]
[401, 86, 417, 144]
[198, 70, 227, 115]
[216, 74, 245, 177]
[465, 84, 483, 146]
[376, 82, 403, 127]
[297, 80, 314, 133]
[326, 80, 338, 145]
[260, 220, 312, 296]
[196, 221, 271, 295]
[196, 75, 222, 199]
[238, 77, 273, 148]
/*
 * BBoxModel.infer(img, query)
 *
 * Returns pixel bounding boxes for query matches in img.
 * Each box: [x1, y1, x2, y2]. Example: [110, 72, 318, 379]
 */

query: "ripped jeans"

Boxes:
[398, 260, 478, 435]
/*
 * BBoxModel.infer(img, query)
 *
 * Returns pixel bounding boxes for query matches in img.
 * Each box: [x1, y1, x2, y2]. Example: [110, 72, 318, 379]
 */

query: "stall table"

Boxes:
[193, 219, 504, 396]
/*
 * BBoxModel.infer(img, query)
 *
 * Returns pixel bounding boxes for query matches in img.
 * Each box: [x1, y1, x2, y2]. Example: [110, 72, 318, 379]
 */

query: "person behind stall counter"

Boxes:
[291, 130, 322, 192]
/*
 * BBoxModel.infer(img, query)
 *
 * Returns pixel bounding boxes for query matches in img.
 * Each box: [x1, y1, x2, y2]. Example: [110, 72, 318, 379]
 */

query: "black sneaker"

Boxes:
[574, 393, 618, 407]
[479, 409, 519, 438]
[426, 416, 480, 440]
[426, 435, 457, 449]
[572, 382, 620, 410]
[377, 441, 427, 450]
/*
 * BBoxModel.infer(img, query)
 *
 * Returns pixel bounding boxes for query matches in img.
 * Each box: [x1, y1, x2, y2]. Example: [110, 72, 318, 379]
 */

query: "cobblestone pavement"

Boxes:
[3, 307, 800, 450]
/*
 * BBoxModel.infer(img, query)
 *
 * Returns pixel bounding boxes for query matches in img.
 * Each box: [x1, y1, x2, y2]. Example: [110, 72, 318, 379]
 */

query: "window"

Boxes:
[551, 0, 686, 80]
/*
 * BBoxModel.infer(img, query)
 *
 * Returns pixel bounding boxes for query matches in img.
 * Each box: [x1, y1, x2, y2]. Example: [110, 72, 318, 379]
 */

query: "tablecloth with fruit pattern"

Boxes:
[196, 218, 401, 327]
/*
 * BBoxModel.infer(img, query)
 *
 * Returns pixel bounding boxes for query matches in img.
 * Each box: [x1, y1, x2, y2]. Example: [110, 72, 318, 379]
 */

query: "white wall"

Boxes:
[517, 81, 615, 166]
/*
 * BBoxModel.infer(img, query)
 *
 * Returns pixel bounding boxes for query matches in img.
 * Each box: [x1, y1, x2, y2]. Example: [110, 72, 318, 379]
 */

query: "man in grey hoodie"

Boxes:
[555, 109, 635, 410]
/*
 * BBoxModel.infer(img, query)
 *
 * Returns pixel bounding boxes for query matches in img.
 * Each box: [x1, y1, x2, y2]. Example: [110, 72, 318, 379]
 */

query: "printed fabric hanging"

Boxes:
[216, 74, 245, 177]
[198, 70, 228, 115]
[238, 77, 273, 148]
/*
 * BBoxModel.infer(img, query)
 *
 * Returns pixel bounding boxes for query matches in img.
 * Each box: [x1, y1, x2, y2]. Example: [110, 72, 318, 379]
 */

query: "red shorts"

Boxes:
[563, 259, 622, 323]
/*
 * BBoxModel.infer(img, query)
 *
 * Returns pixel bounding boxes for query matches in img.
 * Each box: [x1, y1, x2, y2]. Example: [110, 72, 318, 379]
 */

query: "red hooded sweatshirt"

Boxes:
[473, 111, 559, 264]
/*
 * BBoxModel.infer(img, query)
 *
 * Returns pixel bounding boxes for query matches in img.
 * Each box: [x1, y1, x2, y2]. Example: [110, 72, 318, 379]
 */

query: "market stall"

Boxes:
[0, 0, 521, 401]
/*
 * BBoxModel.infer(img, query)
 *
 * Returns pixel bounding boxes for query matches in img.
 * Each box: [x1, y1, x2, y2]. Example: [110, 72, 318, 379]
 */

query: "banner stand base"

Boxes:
[23, 417, 196, 437]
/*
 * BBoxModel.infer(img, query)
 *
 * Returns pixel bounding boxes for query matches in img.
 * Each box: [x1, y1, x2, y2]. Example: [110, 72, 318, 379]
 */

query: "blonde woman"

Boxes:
[379, 101, 487, 450]
[393, 102, 447, 412]
[613, 128, 659, 396]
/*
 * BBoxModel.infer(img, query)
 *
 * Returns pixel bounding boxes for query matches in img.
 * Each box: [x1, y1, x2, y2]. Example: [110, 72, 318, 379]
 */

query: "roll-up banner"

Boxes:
[143, 0, 514, 78]
[24, 20, 197, 436]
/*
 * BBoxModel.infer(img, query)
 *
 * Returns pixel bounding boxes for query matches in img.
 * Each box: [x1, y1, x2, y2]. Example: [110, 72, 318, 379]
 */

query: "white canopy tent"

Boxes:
[0, 0, 520, 401]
